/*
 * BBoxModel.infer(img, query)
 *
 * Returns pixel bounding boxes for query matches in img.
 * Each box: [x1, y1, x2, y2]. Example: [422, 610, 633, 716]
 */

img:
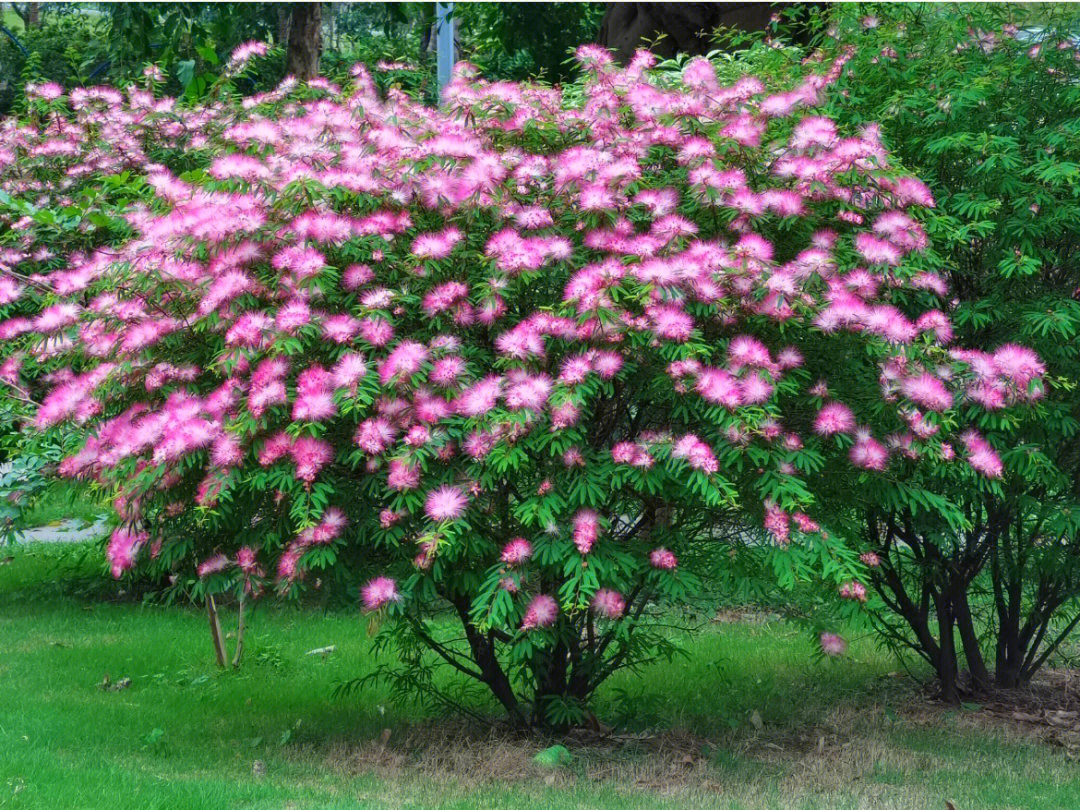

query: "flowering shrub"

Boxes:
[814, 5, 1080, 700]
[0, 40, 1045, 726]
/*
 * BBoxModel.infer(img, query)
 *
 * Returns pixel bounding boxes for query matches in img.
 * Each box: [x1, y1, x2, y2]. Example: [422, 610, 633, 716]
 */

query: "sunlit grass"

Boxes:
[2, 541, 1078, 809]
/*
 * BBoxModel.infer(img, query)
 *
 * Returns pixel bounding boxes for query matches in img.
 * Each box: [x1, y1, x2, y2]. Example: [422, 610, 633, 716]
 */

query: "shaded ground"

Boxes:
[3, 541, 1079, 810]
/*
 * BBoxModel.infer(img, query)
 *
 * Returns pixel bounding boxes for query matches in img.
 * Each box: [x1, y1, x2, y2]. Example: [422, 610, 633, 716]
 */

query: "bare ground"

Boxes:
[318, 668, 1080, 809]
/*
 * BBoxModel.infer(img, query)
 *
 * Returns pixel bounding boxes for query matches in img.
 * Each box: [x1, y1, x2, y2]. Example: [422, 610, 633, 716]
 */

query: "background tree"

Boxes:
[597, 2, 821, 63]
[816, 3, 1080, 700]
[285, 2, 322, 80]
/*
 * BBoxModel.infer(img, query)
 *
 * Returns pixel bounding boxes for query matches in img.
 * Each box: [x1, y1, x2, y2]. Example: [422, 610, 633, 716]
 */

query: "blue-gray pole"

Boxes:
[436, 2, 455, 96]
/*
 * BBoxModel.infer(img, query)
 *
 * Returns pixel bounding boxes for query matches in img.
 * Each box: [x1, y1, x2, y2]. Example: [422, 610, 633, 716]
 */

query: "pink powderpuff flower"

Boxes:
[648, 304, 695, 342]
[849, 432, 889, 471]
[355, 418, 396, 454]
[814, 402, 856, 436]
[332, 353, 368, 389]
[411, 227, 462, 259]
[430, 356, 467, 387]
[259, 431, 293, 466]
[379, 340, 428, 385]
[764, 503, 790, 545]
[859, 551, 881, 567]
[650, 548, 678, 570]
[501, 537, 533, 565]
[696, 368, 743, 409]
[992, 344, 1045, 387]
[961, 430, 1003, 478]
[197, 554, 230, 578]
[839, 581, 867, 602]
[820, 632, 847, 656]
[322, 314, 361, 344]
[573, 510, 600, 554]
[379, 509, 401, 528]
[900, 372, 953, 412]
[211, 434, 244, 467]
[236, 547, 260, 575]
[276, 548, 302, 582]
[360, 317, 394, 347]
[342, 263, 374, 289]
[551, 402, 580, 429]
[293, 387, 337, 422]
[563, 447, 585, 467]
[592, 351, 623, 379]
[106, 528, 147, 578]
[592, 588, 626, 619]
[290, 436, 333, 482]
[521, 594, 558, 629]
[362, 576, 400, 611]
[387, 459, 420, 490]
[425, 485, 467, 522]
[672, 434, 718, 474]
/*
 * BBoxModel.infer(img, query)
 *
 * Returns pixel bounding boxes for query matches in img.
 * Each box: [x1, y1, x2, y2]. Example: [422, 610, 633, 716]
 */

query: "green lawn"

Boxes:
[12, 481, 112, 530]
[1, 9, 24, 33]
[2, 542, 1078, 809]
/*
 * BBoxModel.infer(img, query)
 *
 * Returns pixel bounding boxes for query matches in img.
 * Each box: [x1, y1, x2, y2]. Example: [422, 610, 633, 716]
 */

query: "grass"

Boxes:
[1, 9, 24, 33]
[3, 542, 1080, 809]
[13, 481, 111, 530]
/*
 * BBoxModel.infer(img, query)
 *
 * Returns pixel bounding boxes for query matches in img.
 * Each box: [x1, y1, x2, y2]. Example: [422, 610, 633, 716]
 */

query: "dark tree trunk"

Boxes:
[286, 3, 322, 80]
[25, 2, 39, 29]
[952, 586, 992, 691]
[597, 2, 817, 64]
[277, 4, 292, 46]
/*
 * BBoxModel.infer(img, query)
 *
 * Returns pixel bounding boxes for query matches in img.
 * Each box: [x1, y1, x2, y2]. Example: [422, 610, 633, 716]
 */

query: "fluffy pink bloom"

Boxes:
[993, 344, 1045, 386]
[501, 537, 533, 565]
[521, 594, 558, 629]
[412, 227, 462, 259]
[696, 368, 742, 409]
[355, 418, 396, 454]
[362, 576, 400, 611]
[839, 581, 867, 602]
[814, 401, 856, 436]
[387, 459, 420, 490]
[425, 485, 468, 522]
[572, 509, 600, 554]
[106, 528, 147, 578]
[379, 341, 428, 385]
[197, 554, 230, 578]
[961, 430, 1003, 478]
[820, 632, 847, 656]
[236, 547, 260, 575]
[850, 432, 889, 471]
[901, 373, 953, 412]
[290, 436, 333, 482]
[672, 434, 718, 473]
[764, 503, 790, 546]
[650, 548, 678, 569]
[591, 588, 626, 619]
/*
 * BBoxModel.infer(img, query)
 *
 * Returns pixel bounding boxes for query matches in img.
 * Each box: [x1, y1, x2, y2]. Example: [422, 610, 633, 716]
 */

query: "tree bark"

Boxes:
[206, 594, 228, 669]
[596, 2, 777, 63]
[286, 3, 322, 80]
[276, 4, 292, 46]
[24, 2, 39, 29]
[952, 580, 992, 692]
